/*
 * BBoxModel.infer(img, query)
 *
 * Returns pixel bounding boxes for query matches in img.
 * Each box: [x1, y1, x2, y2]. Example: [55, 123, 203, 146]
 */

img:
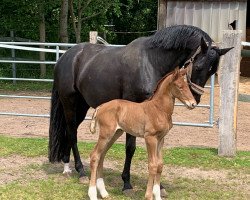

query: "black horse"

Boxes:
[49, 25, 232, 193]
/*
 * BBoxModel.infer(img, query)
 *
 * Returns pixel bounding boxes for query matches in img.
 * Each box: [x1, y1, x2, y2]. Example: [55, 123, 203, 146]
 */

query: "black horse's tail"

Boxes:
[48, 85, 67, 162]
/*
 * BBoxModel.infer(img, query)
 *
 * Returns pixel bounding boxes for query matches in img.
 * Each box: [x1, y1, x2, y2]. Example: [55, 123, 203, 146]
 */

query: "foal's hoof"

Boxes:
[123, 189, 134, 197]
[79, 176, 89, 184]
[160, 188, 167, 197]
[63, 169, 72, 177]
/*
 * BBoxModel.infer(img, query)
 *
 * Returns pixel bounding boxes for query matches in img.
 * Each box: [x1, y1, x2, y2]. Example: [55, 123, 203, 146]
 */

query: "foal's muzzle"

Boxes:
[185, 100, 197, 110]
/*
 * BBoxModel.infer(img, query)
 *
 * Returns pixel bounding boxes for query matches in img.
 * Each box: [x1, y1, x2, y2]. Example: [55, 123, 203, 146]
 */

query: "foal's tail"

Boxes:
[90, 107, 100, 134]
[48, 84, 67, 162]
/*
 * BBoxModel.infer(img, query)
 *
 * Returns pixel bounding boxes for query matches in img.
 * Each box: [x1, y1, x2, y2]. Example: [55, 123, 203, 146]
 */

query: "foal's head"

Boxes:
[170, 67, 197, 109]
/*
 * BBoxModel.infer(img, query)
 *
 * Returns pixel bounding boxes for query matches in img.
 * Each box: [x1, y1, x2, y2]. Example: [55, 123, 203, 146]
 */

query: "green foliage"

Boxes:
[107, 0, 158, 44]
[0, 0, 157, 43]
[0, 0, 60, 41]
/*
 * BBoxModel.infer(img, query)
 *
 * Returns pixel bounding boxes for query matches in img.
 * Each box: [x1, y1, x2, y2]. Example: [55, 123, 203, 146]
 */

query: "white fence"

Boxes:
[0, 41, 215, 127]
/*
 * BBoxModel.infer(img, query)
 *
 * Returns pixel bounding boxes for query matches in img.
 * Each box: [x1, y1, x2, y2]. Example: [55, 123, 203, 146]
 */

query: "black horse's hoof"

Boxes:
[123, 189, 134, 197]
[63, 171, 72, 177]
[79, 176, 89, 184]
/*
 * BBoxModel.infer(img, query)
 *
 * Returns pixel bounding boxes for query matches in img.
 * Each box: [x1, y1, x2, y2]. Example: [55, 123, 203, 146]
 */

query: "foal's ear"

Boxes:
[180, 67, 187, 76]
[201, 37, 208, 53]
[172, 67, 179, 81]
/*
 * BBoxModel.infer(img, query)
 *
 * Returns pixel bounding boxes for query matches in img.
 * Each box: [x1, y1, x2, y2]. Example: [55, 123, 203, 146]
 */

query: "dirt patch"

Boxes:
[1, 155, 249, 194]
[0, 155, 48, 184]
[0, 76, 249, 150]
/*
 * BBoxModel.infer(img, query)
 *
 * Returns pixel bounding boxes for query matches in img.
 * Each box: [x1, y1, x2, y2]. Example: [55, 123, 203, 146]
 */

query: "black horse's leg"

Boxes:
[61, 95, 89, 180]
[121, 133, 136, 191]
[73, 97, 90, 180]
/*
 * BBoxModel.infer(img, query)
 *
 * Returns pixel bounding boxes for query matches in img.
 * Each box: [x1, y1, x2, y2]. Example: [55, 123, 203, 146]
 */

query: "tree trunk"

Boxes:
[39, 2, 46, 78]
[59, 0, 69, 44]
[76, 23, 81, 43]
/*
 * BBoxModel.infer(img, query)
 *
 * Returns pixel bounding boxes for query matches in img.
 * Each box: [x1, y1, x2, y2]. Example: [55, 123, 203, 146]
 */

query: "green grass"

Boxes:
[0, 135, 249, 199]
[0, 135, 249, 171]
[0, 81, 52, 92]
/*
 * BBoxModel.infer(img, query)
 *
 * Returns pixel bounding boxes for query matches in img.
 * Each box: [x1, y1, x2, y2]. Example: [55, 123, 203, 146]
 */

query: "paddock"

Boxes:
[0, 76, 249, 150]
[0, 42, 250, 199]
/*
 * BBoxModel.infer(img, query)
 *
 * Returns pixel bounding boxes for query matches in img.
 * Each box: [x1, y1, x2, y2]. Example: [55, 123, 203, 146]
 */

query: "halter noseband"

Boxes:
[182, 46, 204, 96]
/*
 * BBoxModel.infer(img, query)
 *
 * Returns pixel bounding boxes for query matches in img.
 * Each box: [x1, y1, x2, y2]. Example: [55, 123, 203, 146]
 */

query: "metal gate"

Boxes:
[0, 41, 216, 127]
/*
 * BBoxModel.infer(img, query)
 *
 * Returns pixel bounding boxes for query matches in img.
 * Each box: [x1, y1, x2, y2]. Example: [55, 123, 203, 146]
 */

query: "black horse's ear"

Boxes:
[217, 47, 234, 56]
[200, 37, 208, 53]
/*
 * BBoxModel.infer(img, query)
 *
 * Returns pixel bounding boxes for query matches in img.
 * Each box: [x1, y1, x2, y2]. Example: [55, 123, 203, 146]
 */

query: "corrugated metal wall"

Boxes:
[166, 1, 247, 42]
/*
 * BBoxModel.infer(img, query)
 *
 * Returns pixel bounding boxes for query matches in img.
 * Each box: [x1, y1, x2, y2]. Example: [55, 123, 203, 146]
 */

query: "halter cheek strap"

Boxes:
[184, 62, 205, 95]
[182, 46, 205, 96]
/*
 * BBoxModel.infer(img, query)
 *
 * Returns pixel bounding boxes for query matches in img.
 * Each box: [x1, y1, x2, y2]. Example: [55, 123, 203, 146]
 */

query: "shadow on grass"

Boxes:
[40, 160, 186, 199]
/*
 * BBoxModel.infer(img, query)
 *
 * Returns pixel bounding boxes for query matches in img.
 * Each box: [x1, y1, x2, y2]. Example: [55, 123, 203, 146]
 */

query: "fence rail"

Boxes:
[0, 41, 215, 127]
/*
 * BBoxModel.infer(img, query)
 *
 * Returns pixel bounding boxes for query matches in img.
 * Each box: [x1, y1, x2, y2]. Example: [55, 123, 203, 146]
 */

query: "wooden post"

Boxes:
[89, 31, 98, 44]
[218, 30, 242, 157]
[157, 0, 167, 30]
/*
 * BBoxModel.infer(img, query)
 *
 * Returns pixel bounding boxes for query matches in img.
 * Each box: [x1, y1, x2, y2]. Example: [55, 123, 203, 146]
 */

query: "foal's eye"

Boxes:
[179, 86, 183, 90]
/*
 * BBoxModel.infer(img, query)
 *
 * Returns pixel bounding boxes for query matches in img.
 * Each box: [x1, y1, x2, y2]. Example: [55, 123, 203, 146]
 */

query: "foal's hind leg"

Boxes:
[96, 129, 123, 197]
[89, 128, 121, 200]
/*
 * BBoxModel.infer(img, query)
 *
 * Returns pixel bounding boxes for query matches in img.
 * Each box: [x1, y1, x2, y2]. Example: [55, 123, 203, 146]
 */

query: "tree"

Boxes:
[39, 1, 46, 78]
[107, 0, 157, 44]
[59, 0, 69, 43]
[68, 0, 120, 43]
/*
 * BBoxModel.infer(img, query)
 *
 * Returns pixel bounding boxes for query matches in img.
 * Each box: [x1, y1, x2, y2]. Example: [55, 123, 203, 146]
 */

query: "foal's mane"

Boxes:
[147, 25, 213, 50]
[147, 69, 177, 101]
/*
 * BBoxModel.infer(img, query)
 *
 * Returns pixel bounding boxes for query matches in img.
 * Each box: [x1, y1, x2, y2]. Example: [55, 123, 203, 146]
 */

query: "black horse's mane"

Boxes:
[147, 25, 213, 50]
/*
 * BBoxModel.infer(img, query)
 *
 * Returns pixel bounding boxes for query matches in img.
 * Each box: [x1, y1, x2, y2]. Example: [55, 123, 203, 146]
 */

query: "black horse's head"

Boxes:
[190, 37, 233, 103]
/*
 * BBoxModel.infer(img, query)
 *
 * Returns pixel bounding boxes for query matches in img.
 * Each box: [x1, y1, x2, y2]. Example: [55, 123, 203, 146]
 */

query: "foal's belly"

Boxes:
[117, 106, 172, 138]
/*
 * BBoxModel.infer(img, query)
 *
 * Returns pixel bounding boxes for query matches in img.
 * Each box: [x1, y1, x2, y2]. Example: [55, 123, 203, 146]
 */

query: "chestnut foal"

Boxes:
[88, 67, 197, 200]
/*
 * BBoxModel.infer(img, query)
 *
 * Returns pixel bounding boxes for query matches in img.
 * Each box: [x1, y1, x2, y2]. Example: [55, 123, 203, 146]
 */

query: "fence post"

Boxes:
[89, 31, 98, 44]
[10, 31, 16, 84]
[218, 30, 242, 157]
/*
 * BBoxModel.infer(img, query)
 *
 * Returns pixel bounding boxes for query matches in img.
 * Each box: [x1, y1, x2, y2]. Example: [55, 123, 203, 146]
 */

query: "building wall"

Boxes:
[165, 1, 247, 42]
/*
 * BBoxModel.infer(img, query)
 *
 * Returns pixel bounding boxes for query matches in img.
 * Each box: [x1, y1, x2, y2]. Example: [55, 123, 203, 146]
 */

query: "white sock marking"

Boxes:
[88, 186, 98, 200]
[153, 184, 162, 200]
[63, 163, 72, 174]
[97, 178, 109, 198]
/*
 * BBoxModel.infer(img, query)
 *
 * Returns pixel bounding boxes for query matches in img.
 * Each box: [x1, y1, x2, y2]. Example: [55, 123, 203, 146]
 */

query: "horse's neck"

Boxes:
[148, 47, 191, 75]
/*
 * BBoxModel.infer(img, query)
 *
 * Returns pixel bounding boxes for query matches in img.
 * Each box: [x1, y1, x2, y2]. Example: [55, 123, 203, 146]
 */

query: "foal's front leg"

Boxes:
[145, 135, 158, 200]
[153, 138, 164, 200]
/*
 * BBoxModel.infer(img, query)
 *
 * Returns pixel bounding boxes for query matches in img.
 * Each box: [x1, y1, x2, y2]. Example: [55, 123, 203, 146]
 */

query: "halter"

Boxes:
[182, 46, 204, 95]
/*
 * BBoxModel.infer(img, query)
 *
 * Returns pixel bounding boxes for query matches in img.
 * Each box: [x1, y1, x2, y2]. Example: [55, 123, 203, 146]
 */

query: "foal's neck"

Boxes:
[150, 77, 175, 113]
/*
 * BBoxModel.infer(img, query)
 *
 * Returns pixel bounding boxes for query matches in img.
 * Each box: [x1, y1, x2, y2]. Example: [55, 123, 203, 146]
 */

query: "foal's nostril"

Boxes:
[191, 102, 197, 108]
